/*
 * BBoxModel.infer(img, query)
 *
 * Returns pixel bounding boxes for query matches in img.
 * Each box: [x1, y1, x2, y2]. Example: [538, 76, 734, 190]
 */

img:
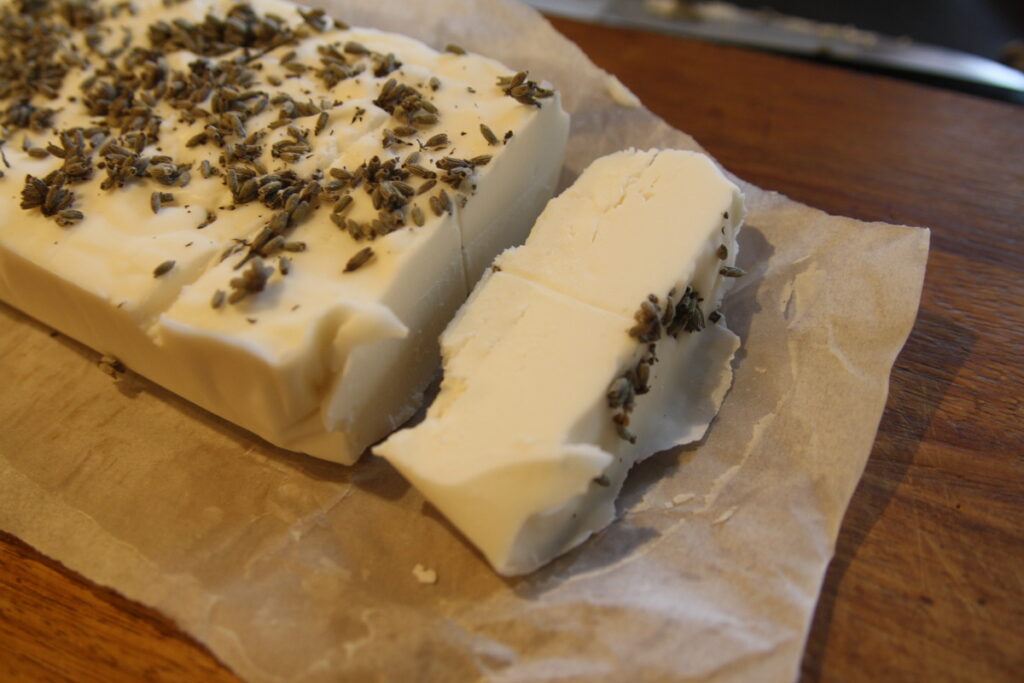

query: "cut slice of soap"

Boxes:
[376, 149, 746, 574]
[0, 0, 569, 463]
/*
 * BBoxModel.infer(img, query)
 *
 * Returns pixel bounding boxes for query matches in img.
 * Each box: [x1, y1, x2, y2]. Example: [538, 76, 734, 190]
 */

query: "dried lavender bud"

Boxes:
[479, 123, 499, 146]
[153, 260, 175, 277]
[344, 246, 374, 272]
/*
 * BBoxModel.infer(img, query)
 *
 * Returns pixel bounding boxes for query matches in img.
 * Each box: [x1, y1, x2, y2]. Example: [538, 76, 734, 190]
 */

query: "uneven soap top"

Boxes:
[0, 0, 559, 333]
[496, 149, 744, 322]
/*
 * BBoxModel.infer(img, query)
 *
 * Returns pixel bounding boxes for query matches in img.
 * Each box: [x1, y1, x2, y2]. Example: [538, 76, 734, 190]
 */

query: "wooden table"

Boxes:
[2, 16, 1022, 683]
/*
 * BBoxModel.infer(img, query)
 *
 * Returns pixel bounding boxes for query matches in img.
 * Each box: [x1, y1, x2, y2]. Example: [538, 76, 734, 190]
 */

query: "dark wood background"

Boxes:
[2, 16, 1022, 682]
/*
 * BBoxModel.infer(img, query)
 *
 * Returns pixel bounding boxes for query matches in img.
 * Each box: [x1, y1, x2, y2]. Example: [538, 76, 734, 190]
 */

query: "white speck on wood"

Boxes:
[412, 563, 437, 584]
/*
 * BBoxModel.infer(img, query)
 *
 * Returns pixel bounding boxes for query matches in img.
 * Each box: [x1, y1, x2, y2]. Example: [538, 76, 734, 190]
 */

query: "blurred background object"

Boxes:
[526, 0, 1024, 103]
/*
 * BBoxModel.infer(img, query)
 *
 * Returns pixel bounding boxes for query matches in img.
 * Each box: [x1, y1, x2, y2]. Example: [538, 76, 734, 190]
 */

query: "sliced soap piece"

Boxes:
[0, 0, 569, 463]
[376, 149, 745, 574]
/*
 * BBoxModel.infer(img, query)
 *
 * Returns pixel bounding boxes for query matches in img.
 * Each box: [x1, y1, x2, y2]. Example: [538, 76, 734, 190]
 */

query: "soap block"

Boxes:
[0, 0, 569, 462]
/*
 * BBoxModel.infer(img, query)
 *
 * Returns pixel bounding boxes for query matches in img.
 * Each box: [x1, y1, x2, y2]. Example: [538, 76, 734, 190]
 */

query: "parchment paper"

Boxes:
[0, 1, 930, 681]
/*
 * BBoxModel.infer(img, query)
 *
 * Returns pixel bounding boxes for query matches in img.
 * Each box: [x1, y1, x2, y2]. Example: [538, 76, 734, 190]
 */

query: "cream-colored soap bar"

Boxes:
[0, 0, 569, 463]
[377, 149, 745, 574]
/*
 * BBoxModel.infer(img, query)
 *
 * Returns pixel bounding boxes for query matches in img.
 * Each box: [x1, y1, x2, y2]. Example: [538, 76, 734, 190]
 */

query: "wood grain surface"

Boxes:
[2, 15, 1022, 683]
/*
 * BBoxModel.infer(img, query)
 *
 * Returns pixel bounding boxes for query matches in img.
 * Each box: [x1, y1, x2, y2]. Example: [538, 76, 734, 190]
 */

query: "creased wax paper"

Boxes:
[0, 1, 929, 681]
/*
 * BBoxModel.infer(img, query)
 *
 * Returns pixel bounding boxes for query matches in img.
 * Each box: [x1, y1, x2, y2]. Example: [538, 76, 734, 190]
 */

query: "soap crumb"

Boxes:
[604, 74, 641, 108]
[663, 492, 696, 509]
[713, 505, 739, 525]
[98, 354, 126, 380]
[412, 563, 437, 584]
[672, 493, 695, 506]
